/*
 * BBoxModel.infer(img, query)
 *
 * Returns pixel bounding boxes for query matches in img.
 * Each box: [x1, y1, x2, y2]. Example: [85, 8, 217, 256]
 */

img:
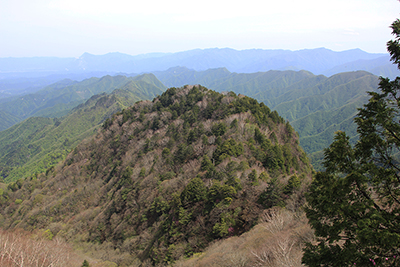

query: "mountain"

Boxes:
[0, 68, 383, 173]
[0, 72, 122, 99]
[0, 86, 312, 265]
[0, 76, 164, 183]
[0, 110, 19, 130]
[1, 48, 396, 79]
[0, 73, 165, 131]
[150, 68, 380, 169]
[233, 48, 392, 75]
[322, 55, 400, 78]
[0, 48, 394, 111]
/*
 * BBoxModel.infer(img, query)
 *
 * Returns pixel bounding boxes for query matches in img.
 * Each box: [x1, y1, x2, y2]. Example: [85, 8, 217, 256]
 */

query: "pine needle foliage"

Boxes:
[303, 19, 400, 266]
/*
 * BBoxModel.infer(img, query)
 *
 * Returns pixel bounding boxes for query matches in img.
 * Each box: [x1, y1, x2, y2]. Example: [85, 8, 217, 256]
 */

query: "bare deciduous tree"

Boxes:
[0, 229, 76, 267]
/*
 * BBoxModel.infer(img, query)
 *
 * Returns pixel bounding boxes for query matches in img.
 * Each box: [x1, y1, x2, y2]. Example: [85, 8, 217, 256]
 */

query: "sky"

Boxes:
[1, 0, 400, 57]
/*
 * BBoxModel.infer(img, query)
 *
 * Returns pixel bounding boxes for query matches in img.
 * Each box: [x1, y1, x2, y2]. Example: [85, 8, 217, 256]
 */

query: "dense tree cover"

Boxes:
[303, 19, 400, 266]
[160, 67, 381, 169]
[154, 65, 382, 169]
[0, 85, 311, 265]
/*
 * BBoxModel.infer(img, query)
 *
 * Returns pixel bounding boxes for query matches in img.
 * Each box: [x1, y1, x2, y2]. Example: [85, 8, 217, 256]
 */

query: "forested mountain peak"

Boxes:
[0, 85, 312, 265]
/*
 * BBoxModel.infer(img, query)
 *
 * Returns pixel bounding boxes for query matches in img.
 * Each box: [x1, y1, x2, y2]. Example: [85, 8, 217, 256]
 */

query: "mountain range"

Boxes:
[0, 69, 380, 178]
[1, 48, 396, 80]
[0, 47, 394, 176]
[0, 74, 165, 131]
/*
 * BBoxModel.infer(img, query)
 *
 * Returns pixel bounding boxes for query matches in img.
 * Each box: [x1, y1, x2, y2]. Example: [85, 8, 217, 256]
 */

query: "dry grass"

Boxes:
[174, 207, 313, 267]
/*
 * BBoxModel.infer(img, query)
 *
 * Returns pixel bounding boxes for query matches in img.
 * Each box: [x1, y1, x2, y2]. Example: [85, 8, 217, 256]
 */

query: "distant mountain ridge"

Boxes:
[1, 47, 397, 79]
[0, 73, 166, 131]
[0, 74, 165, 182]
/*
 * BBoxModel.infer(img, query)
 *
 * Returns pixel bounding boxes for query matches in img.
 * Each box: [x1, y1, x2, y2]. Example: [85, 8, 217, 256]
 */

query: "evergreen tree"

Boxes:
[181, 177, 206, 206]
[81, 260, 90, 267]
[303, 19, 400, 266]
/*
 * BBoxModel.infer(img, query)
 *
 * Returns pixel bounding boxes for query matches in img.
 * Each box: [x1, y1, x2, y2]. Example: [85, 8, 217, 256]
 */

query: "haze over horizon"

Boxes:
[1, 0, 400, 58]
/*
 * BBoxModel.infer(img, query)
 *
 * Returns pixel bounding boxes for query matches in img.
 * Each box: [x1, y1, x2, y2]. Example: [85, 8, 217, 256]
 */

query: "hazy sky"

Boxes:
[1, 0, 399, 57]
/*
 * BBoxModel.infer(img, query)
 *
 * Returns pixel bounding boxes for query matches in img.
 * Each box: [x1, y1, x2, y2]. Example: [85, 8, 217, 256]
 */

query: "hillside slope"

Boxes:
[0, 86, 312, 266]
[0, 77, 165, 182]
[0, 110, 20, 130]
[0, 74, 165, 131]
